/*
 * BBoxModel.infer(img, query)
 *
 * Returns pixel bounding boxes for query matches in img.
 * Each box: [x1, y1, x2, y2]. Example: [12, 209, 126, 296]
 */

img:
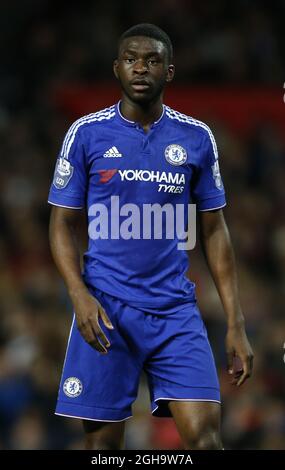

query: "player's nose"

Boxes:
[133, 59, 148, 73]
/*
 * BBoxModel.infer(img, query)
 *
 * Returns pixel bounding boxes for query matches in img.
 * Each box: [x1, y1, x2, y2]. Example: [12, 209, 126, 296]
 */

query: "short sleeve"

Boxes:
[191, 129, 226, 211]
[48, 124, 87, 209]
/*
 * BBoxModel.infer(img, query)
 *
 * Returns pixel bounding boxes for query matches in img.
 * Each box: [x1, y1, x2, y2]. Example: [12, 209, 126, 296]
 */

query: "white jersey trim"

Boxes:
[152, 396, 221, 414]
[165, 107, 219, 161]
[61, 105, 116, 160]
[55, 412, 132, 422]
[117, 100, 165, 125]
[61, 316, 75, 373]
[47, 201, 83, 209]
[198, 203, 226, 212]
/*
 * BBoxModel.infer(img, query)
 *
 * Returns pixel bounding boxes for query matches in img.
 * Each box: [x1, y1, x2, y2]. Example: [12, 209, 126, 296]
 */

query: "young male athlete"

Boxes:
[48, 24, 254, 450]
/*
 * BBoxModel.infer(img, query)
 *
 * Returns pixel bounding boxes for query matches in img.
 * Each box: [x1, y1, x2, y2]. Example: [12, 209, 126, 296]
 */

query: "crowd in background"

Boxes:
[0, 0, 284, 449]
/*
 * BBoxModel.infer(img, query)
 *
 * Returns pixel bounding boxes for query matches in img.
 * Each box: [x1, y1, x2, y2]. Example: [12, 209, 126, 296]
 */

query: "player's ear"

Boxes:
[113, 59, 119, 79]
[166, 64, 175, 83]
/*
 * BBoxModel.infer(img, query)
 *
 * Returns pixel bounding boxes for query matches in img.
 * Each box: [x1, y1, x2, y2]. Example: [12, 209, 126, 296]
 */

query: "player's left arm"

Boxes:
[199, 208, 254, 386]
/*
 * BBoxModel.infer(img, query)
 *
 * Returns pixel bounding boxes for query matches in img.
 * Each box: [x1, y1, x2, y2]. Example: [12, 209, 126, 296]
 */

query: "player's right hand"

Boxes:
[72, 292, 114, 354]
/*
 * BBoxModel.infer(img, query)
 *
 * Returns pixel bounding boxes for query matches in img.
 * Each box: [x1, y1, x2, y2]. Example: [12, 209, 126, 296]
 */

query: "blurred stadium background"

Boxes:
[0, 0, 285, 449]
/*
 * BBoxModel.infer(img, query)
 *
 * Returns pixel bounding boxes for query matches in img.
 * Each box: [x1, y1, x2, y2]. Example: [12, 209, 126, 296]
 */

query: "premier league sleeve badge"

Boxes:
[211, 160, 223, 190]
[53, 157, 74, 189]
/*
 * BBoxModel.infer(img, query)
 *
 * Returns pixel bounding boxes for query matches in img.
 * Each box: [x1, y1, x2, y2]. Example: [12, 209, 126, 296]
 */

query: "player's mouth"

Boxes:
[131, 80, 151, 91]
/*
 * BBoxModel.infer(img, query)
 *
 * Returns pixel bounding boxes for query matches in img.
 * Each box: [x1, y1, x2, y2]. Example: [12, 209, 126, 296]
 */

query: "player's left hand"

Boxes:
[225, 324, 254, 387]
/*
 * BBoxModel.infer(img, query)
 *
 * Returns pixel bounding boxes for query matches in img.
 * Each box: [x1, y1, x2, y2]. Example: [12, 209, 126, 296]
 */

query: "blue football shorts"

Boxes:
[55, 287, 221, 422]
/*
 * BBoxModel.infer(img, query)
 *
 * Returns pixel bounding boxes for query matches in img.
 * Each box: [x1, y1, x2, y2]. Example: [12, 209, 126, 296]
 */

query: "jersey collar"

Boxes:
[116, 100, 165, 128]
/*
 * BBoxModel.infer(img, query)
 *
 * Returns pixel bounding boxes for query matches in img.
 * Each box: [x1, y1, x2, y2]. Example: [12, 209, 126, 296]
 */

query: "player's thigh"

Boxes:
[83, 419, 126, 450]
[168, 401, 221, 446]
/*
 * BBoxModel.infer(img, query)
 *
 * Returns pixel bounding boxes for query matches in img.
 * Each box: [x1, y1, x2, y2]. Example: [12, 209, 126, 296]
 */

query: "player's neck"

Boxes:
[120, 97, 163, 132]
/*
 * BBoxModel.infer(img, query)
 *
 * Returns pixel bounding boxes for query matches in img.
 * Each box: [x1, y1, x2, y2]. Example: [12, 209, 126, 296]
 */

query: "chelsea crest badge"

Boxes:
[165, 144, 187, 166]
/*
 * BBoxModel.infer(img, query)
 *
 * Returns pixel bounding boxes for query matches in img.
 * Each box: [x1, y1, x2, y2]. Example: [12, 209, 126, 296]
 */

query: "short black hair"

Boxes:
[119, 23, 173, 63]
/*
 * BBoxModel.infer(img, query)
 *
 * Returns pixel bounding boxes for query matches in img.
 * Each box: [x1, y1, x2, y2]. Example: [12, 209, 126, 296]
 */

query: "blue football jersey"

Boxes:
[48, 102, 226, 309]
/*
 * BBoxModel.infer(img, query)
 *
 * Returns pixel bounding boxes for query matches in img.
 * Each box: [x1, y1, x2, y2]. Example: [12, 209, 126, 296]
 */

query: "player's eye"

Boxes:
[148, 59, 158, 65]
[125, 57, 135, 64]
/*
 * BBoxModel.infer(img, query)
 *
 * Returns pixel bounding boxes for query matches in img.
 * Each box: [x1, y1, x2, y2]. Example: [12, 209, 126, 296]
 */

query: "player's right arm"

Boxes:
[48, 118, 114, 354]
[49, 206, 114, 354]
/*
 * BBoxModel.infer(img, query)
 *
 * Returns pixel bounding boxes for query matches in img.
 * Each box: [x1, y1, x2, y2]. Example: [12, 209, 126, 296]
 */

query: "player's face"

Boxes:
[113, 36, 175, 104]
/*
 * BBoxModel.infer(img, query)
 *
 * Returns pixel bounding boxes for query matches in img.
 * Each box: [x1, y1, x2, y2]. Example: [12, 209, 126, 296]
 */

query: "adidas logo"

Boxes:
[103, 146, 123, 158]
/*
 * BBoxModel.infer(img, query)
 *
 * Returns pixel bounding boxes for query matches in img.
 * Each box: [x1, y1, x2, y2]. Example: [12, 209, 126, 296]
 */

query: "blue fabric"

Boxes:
[48, 102, 226, 309]
[55, 288, 220, 421]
